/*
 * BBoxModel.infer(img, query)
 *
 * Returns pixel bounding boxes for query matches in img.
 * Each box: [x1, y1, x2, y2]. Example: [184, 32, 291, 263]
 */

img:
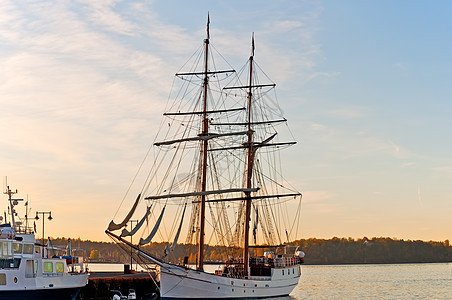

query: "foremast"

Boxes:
[243, 34, 256, 277]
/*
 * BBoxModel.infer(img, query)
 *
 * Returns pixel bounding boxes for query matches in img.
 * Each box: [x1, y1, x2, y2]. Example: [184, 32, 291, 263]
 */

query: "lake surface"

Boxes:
[291, 263, 452, 299]
[87, 263, 452, 299]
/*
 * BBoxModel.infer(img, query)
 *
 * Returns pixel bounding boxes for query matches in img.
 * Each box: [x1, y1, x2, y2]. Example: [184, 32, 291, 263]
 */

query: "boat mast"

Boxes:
[5, 186, 17, 228]
[197, 14, 210, 271]
[243, 34, 255, 277]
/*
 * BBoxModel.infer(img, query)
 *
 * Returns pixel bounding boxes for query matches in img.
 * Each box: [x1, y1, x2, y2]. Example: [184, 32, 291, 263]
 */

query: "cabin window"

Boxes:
[23, 244, 33, 254]
[13, 243, 22, 254]
[0, 274, 5, 285]
[282, 270, 284, 276]
[44, 262, 53, 273]
[56, 262, 64, 273]
[0, 242, 12, 259]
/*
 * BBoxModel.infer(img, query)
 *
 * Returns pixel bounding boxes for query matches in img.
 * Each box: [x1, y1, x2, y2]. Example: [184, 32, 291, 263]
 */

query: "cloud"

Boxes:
[272, 20, 304, 32]
[395, 62, 407, 71]
[301, 190, 340, 215]
[432, 166, 452, 173]
[302, 190, 334, 203]
[0, 0, 184, 240]
[0, 1, 327, 241]
[305, 121, 410, 160]
[327, 107, 366, 119]
[307, 71, 341, 81]
[78, 0, 139, 35]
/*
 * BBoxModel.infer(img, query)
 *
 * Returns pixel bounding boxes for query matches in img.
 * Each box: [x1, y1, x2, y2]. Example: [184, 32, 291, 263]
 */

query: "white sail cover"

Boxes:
[108, 194, 141, 231]
[170, 204, 186, 250]
[139, 206, 166, 245]
[120, 205, 152, 238]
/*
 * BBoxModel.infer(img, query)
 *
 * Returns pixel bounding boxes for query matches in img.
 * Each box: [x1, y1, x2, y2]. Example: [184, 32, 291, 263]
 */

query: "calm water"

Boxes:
[88, 263, 452, 299]
[291, 263, 452, 299]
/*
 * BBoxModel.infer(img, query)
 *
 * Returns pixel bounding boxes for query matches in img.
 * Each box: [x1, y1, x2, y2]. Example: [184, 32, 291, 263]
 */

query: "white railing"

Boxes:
[250, 256, 298, 268]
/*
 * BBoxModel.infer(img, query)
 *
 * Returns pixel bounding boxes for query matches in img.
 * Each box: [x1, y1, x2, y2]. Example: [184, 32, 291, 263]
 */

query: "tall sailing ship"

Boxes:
[106, 17, 304, 299]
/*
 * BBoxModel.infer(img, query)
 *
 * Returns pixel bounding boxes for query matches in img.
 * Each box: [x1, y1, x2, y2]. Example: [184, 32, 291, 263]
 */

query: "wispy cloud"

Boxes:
[301, 190, 340, 215]
[305, 120, 411, 160]
[307, 71, 341, 81]
[78, 0, 139, 35]
[395, 62, 407, 71]
[0, 0, 190, 239]
[327, 106, 366, 119]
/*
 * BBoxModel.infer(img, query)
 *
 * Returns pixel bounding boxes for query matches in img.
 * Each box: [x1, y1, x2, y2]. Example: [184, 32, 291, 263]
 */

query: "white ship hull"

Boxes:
[159, 263, 301, 299]
[0, 230, 89, 300]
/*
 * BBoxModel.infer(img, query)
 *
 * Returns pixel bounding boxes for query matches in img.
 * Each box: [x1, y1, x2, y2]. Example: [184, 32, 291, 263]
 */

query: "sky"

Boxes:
[0, 0, 451, 243]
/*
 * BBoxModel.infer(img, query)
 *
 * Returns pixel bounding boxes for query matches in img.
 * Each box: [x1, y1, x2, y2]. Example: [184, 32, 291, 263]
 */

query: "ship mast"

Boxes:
[197, 14, 210, 271]
[243, 34, 255, 276]
[4, 183, 23, 230]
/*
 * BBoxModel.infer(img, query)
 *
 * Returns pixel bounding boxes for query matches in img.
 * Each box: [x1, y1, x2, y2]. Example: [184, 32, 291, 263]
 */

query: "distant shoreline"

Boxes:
[50, 236, 452, 266]
[303, 261, 452, 266]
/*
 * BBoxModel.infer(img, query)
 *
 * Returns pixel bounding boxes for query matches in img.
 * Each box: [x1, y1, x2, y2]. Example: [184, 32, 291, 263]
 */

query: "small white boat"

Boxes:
[0, 185, 89, 299]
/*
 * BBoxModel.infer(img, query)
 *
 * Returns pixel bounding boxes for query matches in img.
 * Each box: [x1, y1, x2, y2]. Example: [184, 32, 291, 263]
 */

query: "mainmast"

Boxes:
[243, 34, 255, 276]
[197, 14, 210, 271]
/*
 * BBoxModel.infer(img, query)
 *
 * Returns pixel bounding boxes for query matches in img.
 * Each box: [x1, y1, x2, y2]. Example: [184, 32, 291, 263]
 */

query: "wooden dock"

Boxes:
[78, 271, 159, 300]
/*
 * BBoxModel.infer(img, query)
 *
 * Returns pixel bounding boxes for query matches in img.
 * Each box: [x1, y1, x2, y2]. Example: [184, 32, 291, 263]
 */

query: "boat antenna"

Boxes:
[251, 32, 255, 57]
[206, 12, 210, 39]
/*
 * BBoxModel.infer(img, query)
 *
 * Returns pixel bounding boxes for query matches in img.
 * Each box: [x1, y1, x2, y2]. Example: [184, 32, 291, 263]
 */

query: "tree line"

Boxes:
[291, 237, 451, 264]
[50, 237, 452, 265]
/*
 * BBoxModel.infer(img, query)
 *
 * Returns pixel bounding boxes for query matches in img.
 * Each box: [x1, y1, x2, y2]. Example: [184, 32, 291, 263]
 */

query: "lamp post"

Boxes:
[34, 211, 53, 246]
[127, 219, 138, 271]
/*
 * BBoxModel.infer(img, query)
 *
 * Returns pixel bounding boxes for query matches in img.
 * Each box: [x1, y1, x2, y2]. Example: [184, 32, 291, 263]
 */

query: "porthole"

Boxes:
[14, 277, 17, 283]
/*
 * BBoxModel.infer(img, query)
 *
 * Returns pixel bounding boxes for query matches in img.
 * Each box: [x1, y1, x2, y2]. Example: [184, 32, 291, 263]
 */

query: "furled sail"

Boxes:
[139, 206, 166, 246]
[120, 205, 152, 238]
[108, 194, 141, 231]
[253, 208, 259, 244]
[164, 204, 187, 257]
[170, 204, 186, 250]
[154, 130, 250, 147]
